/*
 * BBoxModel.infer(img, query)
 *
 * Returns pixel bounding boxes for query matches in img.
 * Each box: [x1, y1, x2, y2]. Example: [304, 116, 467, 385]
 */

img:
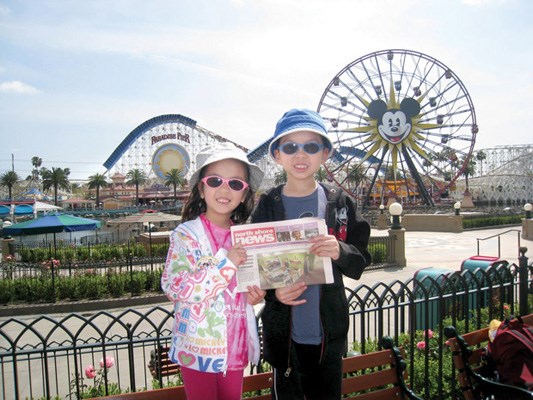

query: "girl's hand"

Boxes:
[309, 235, 341, 261]
[246, 285, 266, 305]
[275, 282, 307, 306]
[227, 243, 248, 266]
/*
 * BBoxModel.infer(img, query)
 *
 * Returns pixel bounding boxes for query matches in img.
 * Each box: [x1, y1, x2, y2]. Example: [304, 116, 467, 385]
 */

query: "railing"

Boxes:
[367, 235, 396, 270]
[1, 260, 531, 400]
[476, 228, 522, 258]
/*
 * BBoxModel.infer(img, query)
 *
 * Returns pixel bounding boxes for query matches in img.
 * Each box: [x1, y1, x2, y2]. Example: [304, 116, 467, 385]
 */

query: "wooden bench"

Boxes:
[147, 346, 180, 380]
[444, 313, 533, 400]
[89, 336, 422, 400]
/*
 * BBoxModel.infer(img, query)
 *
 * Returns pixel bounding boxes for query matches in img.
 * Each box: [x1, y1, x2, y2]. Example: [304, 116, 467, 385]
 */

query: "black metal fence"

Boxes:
[1, 257, 531, 400]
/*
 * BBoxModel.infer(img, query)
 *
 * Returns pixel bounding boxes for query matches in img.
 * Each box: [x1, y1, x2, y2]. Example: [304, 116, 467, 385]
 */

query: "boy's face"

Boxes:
[274, 131, 329, 183]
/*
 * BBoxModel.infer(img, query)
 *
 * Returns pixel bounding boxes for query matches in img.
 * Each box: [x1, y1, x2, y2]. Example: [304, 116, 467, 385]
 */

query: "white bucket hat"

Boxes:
[189, 142, 264, 191]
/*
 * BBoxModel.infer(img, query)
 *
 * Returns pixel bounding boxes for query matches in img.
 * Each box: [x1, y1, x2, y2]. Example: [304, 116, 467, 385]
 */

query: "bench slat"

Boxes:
[342, 367, 398, 393]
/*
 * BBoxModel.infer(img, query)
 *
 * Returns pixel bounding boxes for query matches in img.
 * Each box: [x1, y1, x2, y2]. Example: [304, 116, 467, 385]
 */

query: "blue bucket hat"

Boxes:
[268, 109, 333, 159]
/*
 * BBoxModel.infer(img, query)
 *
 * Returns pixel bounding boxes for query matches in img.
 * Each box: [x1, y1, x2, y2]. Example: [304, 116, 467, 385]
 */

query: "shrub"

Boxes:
[0, 280, 13, 304]
[107, 272, 126, 297]
[368, 243, 387, 263]
[130, 272, 147, 296]
[84, 275, 105, 299]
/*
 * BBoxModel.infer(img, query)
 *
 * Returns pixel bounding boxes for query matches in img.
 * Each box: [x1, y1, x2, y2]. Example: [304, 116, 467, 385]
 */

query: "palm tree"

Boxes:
[461, 155, 476, 192]
[0, 170, 20, 200]
[31, 156, 43, 182]
[475, 150, 487, 176]
[41, 167, 70, 205]
[164, 168, 185, 202]
[126, 169, 148, 206]
[274, 170, 287, 186]
[88, 173, 108, 208]
[345, 163, 367, 197]
[315, 167, 328, 183]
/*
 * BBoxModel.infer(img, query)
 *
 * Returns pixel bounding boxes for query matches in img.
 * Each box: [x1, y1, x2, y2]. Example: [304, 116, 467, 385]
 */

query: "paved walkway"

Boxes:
[354, 225, 528, 287]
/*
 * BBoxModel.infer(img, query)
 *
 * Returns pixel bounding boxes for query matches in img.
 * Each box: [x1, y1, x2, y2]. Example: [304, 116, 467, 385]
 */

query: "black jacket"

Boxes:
[251, 183, 371, 369]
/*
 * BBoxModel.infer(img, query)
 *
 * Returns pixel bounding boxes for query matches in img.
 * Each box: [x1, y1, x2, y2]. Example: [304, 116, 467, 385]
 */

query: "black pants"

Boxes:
[271, 341, 343, 400]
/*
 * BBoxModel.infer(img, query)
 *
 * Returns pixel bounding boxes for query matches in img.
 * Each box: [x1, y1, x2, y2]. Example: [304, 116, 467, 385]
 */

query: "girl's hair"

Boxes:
[181, 163, 256, 224]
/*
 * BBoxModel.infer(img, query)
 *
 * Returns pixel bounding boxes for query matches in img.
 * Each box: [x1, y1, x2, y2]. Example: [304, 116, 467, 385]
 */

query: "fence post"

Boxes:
[388, 228, 406, 267]
[126, 323, 136, 391]
[518, 246, 528, 316]
[50, 258, 56, 303]
[128, 240, 134, 296]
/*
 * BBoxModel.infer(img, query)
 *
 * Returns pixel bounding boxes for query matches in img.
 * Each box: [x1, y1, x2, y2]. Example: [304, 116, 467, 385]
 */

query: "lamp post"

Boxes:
[389, 202, 403, 229]
[388, 202, 406, 267]
[454, 201, 461, 216]
[377, 204, 387, 230]
[525, 203, 532, 219]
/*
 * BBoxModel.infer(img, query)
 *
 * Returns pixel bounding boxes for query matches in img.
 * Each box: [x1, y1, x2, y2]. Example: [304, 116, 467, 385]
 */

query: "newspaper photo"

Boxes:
[230, 217, 334, 292]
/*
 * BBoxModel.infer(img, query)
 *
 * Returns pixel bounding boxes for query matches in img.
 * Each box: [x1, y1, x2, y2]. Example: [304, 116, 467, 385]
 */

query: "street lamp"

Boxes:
[454, 201, 461, 216]
[379, 204, 385, 214]
[525, 203, 532, 219]
[389, 202, 403, 229]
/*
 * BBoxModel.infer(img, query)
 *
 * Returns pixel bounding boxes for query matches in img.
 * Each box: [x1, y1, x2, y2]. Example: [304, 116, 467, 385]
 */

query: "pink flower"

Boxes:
[85, 364, 96, 379]
[416, 341, 426, 350]
[100, 356, 115, 369]
[425, 329, 434, 339]
[503, 304, 509, 310]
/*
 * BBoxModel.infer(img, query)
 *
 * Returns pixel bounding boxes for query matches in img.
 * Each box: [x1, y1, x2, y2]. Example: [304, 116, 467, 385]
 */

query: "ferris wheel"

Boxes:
[317, 49, 478, 207]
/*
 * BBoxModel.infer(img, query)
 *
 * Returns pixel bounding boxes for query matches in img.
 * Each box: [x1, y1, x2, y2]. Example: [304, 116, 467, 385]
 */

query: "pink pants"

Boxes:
[181, 366, 244, 400]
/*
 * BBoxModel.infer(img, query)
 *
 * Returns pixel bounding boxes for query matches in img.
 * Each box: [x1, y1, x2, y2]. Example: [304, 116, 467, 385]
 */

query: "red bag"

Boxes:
[487, 316, 533, 390]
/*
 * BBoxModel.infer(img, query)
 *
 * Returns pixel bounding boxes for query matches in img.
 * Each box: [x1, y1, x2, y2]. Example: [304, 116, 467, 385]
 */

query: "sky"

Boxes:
[0, 0, 531, 181]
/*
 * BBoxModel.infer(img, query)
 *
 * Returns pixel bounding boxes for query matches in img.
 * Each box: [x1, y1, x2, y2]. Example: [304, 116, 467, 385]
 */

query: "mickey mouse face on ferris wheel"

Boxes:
[367, 98, 420, 145]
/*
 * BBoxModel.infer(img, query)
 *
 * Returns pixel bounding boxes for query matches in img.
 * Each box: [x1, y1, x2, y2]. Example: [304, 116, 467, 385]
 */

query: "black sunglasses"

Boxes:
[278, 141, 324, 155]
[201, 176, 249, 192]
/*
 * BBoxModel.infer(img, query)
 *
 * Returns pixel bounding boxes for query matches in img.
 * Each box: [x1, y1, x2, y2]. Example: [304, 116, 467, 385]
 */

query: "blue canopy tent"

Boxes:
[3, 214, 102, 256]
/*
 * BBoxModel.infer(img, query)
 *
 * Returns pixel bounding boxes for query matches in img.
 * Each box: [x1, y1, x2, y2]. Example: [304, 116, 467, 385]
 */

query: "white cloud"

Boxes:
[461, 0, 511, 5]
[0, 80, 40, 94]
[0, 4, 11, 16]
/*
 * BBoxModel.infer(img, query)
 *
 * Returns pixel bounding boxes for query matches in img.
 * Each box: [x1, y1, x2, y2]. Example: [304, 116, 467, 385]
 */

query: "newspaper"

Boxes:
[231, 217, 334, 292]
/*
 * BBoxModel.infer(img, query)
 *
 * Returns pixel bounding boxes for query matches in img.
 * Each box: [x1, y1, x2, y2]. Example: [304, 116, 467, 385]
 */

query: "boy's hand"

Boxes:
[275, 282, 307, 306]
[309, 235, 341, 260]
[227, 244, 247, 266]
[246, 285, 266, 305]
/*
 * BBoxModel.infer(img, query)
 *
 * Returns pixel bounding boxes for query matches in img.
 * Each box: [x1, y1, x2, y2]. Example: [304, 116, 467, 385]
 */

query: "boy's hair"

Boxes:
[181, 164, 256, 224]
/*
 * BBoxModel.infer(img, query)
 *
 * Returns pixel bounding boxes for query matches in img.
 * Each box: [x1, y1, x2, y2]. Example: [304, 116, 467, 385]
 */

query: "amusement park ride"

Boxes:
[101, 49, 532, 209]
[315, 49, 478, 207]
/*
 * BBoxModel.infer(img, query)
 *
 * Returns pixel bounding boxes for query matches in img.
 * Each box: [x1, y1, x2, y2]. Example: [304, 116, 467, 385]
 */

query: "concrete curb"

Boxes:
[0, 293, 168, 317]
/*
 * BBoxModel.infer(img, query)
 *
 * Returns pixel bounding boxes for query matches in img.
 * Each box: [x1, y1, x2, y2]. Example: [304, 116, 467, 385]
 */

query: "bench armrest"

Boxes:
[380, 336, 424, 400]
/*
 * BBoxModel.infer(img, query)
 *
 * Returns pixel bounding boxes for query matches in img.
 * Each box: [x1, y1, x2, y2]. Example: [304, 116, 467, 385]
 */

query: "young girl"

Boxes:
[161, 142, 265, 400]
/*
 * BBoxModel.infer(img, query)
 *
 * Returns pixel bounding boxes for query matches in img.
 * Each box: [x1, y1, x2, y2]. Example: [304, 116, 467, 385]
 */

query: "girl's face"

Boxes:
[199, 158, 249, 226]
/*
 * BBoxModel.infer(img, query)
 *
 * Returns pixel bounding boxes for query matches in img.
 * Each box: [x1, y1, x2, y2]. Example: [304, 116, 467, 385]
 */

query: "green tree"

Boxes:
[274, 170, 287, 186]
[0, 170, 20, 200]
[41, 167, 71, 205]
[475, 150, 487, 176]
[88, 173, 108, 208]
[315, 166, 329, 183]
[461, 155, 476, 192]
[345, 163, 367, 196]
[126, 169, 147, 206]
[31, 156, 43, 181]
[164, 168, 185, 202]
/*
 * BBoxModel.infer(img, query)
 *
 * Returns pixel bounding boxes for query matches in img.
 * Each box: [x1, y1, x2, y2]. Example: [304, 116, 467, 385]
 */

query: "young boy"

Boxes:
[251, 108, 371, 400]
